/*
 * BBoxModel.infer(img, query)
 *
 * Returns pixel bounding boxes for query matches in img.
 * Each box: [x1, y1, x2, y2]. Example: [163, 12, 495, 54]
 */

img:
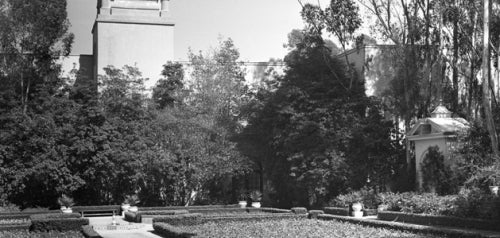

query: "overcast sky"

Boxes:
[66, 0, 331, 62]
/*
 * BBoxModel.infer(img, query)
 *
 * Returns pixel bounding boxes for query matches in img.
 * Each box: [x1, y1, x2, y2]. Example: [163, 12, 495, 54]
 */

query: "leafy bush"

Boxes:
[30, 213, 81, 219]
[331, 187, 380, 209]
[57, 195, 75, 208]
[153, 222, 196, 238]
[421, 146, 456, 195]
[450, 187, 500, 220]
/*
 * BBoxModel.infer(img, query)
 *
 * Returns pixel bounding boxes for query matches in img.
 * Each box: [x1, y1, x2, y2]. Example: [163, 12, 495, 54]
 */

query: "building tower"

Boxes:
[93, 0, 174, 88]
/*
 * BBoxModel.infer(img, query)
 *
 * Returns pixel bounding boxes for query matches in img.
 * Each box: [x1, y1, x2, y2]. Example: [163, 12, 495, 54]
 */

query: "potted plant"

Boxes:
[249, 190, 262, 208]
[238, 191, 248, 208]
[58, 194, 75, 214]
[124, 194, 140, 212]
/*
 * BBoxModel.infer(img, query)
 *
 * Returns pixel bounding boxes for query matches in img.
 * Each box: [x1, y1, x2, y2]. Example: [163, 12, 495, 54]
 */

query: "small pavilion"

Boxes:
[407, 104, 469, 190]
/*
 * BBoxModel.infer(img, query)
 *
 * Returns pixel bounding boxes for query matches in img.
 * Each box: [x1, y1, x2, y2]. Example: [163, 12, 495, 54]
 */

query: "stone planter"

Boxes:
[61, 207, 73, 214]
[238, 201, 247, 208]
[351, 202, 363, 218]
[251, 202, 261, 208]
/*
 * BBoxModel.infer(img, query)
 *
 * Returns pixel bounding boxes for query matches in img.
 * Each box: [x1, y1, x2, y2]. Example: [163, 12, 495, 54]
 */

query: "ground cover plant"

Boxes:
[175, 218, 446, 238]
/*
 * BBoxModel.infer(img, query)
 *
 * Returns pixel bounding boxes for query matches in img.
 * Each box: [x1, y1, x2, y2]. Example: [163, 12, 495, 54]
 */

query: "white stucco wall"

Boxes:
[414, 137, 448, 190]
[94, 21, 174, 90]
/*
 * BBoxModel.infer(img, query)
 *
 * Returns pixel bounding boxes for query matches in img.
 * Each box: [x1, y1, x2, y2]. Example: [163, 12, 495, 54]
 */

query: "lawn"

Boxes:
[0, 230, 84, 238]
[177, 218, 446, 238]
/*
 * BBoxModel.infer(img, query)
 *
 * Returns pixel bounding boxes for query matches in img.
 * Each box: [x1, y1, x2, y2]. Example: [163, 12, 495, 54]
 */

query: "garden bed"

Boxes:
[169, 218, 442, 237]
[0, 230, 85, 238]
[378, 211, 500, 232]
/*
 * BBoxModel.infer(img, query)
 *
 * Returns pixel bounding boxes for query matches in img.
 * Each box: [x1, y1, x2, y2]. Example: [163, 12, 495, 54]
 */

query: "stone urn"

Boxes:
[238, 201, 247, 208]
[128, 206, 138, 212]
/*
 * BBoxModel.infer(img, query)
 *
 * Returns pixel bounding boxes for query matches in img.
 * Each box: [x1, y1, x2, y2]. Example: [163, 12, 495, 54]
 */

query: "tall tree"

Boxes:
[0, 0, 74, 114]
[482, 0, 499, 156]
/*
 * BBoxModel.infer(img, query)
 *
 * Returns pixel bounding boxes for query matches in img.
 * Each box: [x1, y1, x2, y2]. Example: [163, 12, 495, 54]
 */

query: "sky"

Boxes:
[66, 0, 330, 62]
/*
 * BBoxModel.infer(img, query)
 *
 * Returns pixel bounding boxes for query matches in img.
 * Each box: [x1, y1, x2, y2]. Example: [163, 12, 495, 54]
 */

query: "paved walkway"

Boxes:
[88, 216, 162, 238]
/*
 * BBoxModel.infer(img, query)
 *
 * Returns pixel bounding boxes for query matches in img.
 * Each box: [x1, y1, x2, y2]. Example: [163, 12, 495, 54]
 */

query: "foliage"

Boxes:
[123, 195, 140, 206]
[29, 216, 89, 232]
[152, 62, 185, 109]
[249, 191, 262, 202]
[57, 195, 74, 208]
[451, 187, 500, 220]
[421, 146, 456, 195]
[179, 218, 439, 238]
[153, 222, 197, 238]
[331, 187, 380, 209]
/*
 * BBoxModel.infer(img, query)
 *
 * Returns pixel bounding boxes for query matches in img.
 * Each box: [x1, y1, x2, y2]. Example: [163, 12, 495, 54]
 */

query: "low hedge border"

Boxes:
[261, 208, 292, 213]
[153, 222, 196, 238]
[308, 210, 324, 219]
[152, 213, 203, 226]
[140, 205, 240, 211]
[291, 207, 307, 214]
[203, 213, 307, 223]
[126, 210, 190, 223]
[0, 210, 60, 219]
[30, 213, 81, 219]
[0, 223, 31, 232]
[82, 225, 102, 238]
[378, 211, 500, 232]
[317, 214, 495, 238]
[30, 216, 89, 232]
[323, 207, 349, 216]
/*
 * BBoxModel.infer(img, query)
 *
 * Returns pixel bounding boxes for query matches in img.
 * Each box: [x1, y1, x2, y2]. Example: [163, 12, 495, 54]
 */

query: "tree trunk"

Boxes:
[482, 0, 499, 156]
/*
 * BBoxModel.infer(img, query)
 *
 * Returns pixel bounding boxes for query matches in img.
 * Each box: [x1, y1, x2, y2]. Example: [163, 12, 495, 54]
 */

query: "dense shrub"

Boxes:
[153, 222, 196, 238]
[450, 187, 500, 220]
[323, 207, 349, 216]
[30, 213, 81, 219]
[0, 230, 85, 238]
[330, 187, 380, 209]
[261, 208, 291, 213]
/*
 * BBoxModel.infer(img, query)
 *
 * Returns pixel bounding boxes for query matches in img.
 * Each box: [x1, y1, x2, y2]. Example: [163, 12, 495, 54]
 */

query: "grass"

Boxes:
[0, 230, 84, 238]
[177, 218, 447, 238]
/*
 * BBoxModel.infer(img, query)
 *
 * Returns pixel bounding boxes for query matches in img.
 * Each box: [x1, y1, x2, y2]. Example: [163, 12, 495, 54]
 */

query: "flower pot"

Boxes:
[251, 202, 261, 208]
[128, 206, 138, 212]
[121, 204, 130, 212]
[351, 202, 363, 218]
[238, 201, 247, 208]
[490, 186, 499, 196]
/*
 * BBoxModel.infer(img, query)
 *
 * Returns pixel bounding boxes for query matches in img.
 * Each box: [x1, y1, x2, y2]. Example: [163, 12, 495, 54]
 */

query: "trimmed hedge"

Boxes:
[378, 211, 500, 232]
[30, 213, 81, 219]
[153, 222, 196, 238]
[261, 208, 291, 213]
[126, 210, 190, 223]
[140, 204, 239, 211]
[30, 214, 89, 232]
[203, 213, 306, 223]
[323, 207, 349, 216]
[308, 210, 324, 219]
[0, 223, 31, 232]
[72, 205, 121, 212]
[291, 207, 307, 214]
[317, 213, 493, 238]
[82, 225, 102, 238]
[152, 213, 203, 226]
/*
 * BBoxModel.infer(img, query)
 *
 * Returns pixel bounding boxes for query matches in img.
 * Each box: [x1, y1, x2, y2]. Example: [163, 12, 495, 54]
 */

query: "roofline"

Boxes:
[407, 133, 456, 141]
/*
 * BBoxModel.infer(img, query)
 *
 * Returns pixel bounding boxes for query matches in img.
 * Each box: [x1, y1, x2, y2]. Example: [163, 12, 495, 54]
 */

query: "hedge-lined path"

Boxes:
[88, 216, 162, 238]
